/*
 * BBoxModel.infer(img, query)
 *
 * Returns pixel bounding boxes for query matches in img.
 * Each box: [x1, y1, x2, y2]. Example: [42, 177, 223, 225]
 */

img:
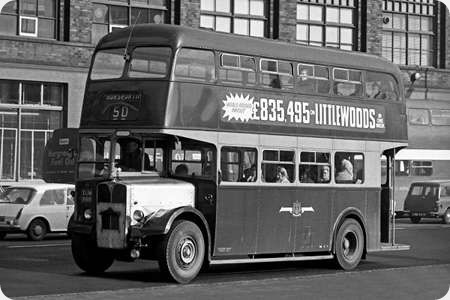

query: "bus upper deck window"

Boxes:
[297, 64, 330, 94]
[174, 48, 216, 82]
[91, 48, 126, 80]
[365, 71, 399, 101]
[333, 68, 362, 97]
[128, 47, 171, 78]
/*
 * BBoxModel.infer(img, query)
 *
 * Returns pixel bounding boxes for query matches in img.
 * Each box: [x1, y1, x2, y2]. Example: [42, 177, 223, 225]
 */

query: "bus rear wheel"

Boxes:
[410, 216, 421, 224]
[158, 220, 205, 284]
[334, 218, 364, 270]
[71, 234, 114, 274]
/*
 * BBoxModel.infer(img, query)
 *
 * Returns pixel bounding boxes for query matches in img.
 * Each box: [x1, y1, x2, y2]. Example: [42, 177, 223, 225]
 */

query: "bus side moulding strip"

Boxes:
[210, 254, 334, 265]
[367, 243, 410, 252]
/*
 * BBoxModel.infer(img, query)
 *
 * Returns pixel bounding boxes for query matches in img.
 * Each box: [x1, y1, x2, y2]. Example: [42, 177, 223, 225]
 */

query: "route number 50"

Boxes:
[112, 105, 129, 120]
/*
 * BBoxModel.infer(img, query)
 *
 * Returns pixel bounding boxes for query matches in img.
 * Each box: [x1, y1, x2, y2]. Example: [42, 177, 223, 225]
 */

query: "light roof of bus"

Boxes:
[96, 24, 402, 77]
[396, 149, 450, 161]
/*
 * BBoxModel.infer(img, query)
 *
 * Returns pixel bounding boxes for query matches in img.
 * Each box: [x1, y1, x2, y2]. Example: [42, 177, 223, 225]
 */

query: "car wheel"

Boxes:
[0, 232, 6, 240]
[27, 219, 48, 241]
[158, 220, 205, 283]
[334, 218, 364, 270]
[71, 234, 114, 274]
[410, 216, 421, 224]
[442, 209, 450, 224]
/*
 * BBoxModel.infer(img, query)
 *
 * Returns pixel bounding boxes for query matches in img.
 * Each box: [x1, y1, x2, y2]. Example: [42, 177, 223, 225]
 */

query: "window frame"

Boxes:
[261, 149, 296, 184]
[200, 0, 268, 38]
[220, 146, 258, 183]
[295, 0, 357, 50]
[381, 0, 436, 66]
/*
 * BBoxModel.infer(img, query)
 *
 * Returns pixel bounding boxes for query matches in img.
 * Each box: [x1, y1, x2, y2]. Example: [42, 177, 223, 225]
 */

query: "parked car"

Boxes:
[0, 183, 75, 240]
[403, 180, 450, 224]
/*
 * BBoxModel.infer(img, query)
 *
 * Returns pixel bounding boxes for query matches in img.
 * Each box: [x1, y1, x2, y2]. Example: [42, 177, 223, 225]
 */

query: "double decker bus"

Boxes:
[43, 24, 408, 283]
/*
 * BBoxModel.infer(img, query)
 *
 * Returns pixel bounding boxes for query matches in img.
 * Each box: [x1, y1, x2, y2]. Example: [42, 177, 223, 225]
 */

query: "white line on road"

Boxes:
[7, 243, 70, 249]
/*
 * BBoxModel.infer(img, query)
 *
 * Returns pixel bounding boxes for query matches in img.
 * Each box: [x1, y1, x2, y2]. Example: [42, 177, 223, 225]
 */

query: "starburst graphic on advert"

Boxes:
[222, 93, 254, 122]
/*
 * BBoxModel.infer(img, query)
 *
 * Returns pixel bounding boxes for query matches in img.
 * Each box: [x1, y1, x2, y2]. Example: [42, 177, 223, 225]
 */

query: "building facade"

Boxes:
[0, 0, 448, 182]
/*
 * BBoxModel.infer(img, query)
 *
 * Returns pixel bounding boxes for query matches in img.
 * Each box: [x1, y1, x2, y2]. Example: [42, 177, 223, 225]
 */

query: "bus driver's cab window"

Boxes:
[335, 152, 364, 184]
[115, 138, 151, 172]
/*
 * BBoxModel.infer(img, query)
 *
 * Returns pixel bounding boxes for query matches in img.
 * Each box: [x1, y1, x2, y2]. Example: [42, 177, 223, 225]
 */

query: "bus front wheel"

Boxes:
[71, 234, 114, 274]
[158, 220, 205, 284]
[334, 218, 364, 270]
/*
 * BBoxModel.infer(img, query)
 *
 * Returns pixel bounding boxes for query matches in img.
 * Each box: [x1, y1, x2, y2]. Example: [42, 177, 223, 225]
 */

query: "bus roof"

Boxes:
[98, 24, 401, 76]
[396, 149, 450, 161]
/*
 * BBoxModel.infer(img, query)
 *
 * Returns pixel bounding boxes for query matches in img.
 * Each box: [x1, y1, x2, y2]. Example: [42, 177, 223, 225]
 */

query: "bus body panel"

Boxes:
[214, 185, 381, 257]
[83, 81, 407, 143]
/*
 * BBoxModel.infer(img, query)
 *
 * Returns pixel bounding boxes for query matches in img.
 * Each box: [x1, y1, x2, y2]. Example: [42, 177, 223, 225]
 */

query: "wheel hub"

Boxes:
[342, 232, 357, 258]
[179, 238, 196, 265]
[34, 225, 43, 236]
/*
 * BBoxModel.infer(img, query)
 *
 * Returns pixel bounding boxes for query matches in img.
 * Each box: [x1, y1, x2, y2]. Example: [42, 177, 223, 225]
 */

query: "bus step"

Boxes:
[379, 243, 410, 251]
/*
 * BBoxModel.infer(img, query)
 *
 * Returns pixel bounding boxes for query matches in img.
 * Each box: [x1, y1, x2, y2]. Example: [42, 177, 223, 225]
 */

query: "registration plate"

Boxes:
[412, 212, 426, 217]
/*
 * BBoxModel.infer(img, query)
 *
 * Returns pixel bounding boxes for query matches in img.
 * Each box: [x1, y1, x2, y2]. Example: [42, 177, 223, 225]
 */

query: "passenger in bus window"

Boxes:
[243, 164, 257, 182]
[276, 167, 290, 183]
[319, 166, 330, 183]
[300, 166, 315, 183]
[270, 75, 281, 89]
[336, 157, 353, 182]
[119, 140, 150, 172]
[175, 164, 189, 176]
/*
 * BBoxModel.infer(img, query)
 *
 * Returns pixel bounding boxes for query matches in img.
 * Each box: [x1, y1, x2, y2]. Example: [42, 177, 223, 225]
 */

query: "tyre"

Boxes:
[27, 219, 48, 241]
[410, 216, 421, 224]
[71, 234, 114, 274]
[158, 220, 205, 283]
[0, 232, 6, 240]
[442, 209, 450, 224]
[334, 218, 364, 270]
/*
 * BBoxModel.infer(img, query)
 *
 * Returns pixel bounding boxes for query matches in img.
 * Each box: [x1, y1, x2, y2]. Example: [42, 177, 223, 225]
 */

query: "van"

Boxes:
[403, 180, 450, 224]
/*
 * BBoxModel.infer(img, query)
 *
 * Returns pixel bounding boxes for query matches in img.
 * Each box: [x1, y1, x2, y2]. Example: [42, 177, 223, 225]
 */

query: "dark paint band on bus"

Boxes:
[81, 24, 407, 144]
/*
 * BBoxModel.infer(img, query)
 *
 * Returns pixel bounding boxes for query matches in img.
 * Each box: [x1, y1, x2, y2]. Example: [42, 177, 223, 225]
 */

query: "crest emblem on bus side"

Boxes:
[279, 201, 315, 217]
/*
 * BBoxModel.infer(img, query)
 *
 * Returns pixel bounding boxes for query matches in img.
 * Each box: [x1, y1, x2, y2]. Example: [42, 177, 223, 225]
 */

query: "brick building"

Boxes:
[0, 0, 448, 182]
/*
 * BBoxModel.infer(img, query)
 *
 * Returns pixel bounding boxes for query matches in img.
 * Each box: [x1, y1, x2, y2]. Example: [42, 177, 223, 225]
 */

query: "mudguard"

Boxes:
[132, 206, 212, 258]
[330, 207, 367, 254]
[68, 215, 95, 236]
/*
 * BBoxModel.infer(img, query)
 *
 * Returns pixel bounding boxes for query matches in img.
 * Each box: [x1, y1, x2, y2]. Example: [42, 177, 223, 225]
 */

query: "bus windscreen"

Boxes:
[91, 48, 126, 80]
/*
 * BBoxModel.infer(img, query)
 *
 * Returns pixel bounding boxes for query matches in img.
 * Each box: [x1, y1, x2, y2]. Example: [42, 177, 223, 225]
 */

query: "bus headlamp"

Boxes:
[133, 210, 145, 222]
[84, 209, 93, 220]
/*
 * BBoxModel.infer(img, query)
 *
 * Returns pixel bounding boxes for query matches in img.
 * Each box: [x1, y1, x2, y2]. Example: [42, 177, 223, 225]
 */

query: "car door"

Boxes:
[39, 189, 67, 231]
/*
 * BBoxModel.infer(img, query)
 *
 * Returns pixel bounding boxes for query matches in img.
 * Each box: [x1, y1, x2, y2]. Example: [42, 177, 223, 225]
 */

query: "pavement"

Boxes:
[12, 263, 450, 300]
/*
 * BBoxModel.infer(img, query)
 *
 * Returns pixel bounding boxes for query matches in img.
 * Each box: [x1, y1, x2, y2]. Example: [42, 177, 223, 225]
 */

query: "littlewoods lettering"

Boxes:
[222, 93, 385, 131]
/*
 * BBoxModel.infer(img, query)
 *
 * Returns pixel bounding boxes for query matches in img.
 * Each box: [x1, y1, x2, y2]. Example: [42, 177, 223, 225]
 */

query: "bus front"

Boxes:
[67, 27, 214, 284]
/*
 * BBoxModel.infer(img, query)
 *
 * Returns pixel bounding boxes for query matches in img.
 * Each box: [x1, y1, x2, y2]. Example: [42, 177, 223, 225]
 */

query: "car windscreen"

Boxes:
[1, 188, 35, 204]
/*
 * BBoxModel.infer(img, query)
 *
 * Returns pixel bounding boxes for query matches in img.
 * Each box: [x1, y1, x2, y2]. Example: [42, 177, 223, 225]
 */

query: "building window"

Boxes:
[0, 0, 57, 39]
[200, 0, 267, 38]
[92, 0, 168, 44]
[296, 0, 357, 50]
[0, 80, 64, 181]
[382, 0, 435, 66]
